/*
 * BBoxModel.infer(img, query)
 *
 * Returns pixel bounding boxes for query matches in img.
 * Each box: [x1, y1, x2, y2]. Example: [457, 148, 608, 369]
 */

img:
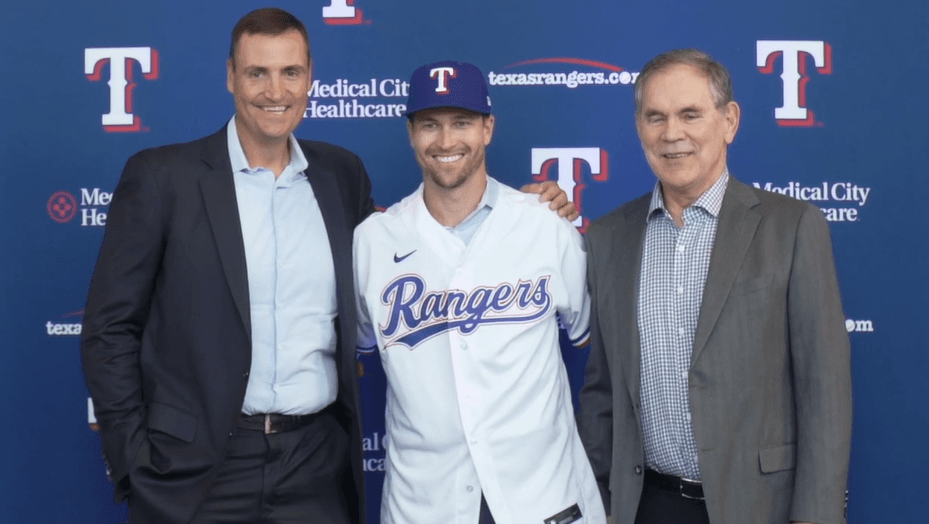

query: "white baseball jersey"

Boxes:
[354, 178, 605, 524]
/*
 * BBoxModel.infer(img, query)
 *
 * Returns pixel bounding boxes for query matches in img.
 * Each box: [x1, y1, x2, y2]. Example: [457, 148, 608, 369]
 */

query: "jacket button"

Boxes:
[635, 465, 642, 475]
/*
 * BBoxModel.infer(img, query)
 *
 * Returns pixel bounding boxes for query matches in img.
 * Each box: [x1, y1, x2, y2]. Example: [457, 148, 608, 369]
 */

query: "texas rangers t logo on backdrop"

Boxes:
[757, 40, 832, 126]
[430, 67, 457, 94]
[85, 47, 159, 132]
[531, 147, 609, 232]
[322, 0, 365, 25]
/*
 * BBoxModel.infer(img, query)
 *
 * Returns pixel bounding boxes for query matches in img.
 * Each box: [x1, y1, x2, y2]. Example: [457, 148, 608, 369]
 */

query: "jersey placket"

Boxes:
[444, 230, 492, 523]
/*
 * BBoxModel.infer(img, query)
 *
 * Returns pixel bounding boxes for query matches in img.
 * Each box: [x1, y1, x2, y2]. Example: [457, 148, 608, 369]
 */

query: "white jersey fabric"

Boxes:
[354, 178, 606, 524]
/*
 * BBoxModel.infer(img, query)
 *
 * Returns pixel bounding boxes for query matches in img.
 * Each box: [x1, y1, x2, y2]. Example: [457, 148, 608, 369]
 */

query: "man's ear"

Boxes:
[483, 114, 495, 146]
[226, 59, 235, 94]
[724, 101, 741, 145]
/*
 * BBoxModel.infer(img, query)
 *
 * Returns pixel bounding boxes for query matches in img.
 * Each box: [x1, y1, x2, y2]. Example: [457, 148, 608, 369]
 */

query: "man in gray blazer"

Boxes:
[576, 49, 852, 524]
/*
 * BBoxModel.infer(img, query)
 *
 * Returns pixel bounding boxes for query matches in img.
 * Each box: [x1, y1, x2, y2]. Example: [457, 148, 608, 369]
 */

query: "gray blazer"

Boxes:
[577, 177, 852, 524]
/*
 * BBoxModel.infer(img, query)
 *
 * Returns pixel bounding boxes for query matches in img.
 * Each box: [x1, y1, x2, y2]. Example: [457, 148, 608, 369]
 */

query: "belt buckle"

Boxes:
[264, 414, 276, 434]
[679, 476, 703, 500]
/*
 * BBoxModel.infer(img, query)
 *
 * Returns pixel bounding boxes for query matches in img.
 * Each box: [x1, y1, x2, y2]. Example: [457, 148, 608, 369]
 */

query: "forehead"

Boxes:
[640, 64, 715, 111]
[234, 30, 308, 66]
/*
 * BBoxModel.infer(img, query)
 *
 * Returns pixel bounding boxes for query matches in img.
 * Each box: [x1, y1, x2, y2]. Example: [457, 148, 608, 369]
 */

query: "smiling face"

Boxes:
[407, 108, 495, 191]
[227, 29, 310, 150]
[636, 63, 740, 205]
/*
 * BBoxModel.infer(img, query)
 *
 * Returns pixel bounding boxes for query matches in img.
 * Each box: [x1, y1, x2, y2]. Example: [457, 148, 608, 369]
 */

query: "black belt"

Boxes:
[237, 413, 318, 434]
[644, 469, 704, 500]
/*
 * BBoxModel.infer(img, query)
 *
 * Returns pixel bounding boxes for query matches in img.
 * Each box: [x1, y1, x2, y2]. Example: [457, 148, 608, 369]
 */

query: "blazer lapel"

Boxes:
[690, 178, 761, 366]
[306, 162, 354, 296]
[198, 127, 252, 338]
[301, 153, 353, 317]
[299, 146, 357, 400]
[614, 196, 650, 407]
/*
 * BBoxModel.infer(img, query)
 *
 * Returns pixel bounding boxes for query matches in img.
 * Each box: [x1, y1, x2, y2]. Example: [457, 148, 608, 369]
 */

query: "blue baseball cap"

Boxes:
[405, 60, 492, 117]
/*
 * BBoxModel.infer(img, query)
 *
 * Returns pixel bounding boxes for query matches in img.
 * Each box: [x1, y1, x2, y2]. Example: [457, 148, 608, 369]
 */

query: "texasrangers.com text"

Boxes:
[488, 70, 639, 88]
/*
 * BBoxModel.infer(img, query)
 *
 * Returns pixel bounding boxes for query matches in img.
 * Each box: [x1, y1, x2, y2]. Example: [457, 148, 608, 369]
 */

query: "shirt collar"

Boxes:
[226, 116, 309, 180]
[647, 168, 730, 221]
[454, 176, 498, 225]
[478, 176, 499, 210]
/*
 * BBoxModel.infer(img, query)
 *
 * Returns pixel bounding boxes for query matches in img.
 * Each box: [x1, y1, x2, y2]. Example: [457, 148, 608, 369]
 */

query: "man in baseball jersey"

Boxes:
[353, 60, 606, 524]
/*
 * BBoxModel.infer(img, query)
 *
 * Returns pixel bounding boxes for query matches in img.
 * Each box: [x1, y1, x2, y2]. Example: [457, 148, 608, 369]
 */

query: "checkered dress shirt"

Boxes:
[637, 170, 729, 481]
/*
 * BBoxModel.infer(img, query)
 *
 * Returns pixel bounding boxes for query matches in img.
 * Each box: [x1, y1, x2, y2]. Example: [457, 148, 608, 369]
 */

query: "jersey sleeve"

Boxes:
[557, 219, 591, 348]
[353, 221, 379, 353]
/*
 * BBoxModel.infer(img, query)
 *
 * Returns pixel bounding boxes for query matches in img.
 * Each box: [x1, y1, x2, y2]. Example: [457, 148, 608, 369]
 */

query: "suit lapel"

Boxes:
[614, 196, 650, 407]
[690, 178, 761, 366]
[198, 127, 252, 338]
[299, 145, 356, 400]
[301, 150, 353, 317]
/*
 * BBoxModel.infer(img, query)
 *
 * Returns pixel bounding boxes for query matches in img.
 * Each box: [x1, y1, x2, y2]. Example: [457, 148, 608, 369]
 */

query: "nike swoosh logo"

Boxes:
[394, 250, 416, 263]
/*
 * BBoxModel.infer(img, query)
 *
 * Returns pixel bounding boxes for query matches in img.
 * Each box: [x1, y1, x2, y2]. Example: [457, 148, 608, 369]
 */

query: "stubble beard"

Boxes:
[421, 146, 486, 191]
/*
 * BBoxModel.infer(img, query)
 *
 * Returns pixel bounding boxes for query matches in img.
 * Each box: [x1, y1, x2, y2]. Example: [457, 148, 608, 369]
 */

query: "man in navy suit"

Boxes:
[81, 8, 574, 524]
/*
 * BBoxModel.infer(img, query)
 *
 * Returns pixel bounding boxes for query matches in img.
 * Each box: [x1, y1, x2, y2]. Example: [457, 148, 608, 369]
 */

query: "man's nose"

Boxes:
[266, 74, 284, 100]
[662, 117, 685, 141]
[437, 127, 455, 149]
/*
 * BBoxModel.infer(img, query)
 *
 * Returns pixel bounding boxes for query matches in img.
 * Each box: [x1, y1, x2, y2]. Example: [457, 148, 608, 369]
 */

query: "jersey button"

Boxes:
[460, 340, 467, 350]
[466, 485, 474, 492]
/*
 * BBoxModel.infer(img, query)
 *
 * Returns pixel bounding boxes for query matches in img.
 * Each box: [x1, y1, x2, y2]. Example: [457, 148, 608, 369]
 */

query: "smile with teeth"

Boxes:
[663, 152, 691, 159]
[262, 106, 287, 113]
[434, 154, 464, 163]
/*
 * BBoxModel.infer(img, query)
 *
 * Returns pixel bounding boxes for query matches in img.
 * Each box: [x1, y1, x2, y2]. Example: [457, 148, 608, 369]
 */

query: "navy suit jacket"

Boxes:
[81, 126, 374, 524]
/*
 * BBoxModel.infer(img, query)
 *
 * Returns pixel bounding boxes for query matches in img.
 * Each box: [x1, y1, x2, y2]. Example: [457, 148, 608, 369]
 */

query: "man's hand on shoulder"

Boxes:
[520, 180, 579, 222]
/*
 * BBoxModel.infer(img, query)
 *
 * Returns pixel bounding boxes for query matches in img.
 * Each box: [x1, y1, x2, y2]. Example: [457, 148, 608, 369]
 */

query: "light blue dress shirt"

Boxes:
[227, 117, 338, 415]
[445, 176, 498, 245]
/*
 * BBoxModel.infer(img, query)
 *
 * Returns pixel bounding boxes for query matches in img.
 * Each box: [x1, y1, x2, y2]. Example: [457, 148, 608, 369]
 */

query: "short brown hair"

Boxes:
[229, 7, 311, 66]
[634, 48, 733, 115]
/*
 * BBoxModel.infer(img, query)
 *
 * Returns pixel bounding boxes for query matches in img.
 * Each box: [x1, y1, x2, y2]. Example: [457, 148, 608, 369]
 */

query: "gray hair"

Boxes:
[634, 48, 733, 114]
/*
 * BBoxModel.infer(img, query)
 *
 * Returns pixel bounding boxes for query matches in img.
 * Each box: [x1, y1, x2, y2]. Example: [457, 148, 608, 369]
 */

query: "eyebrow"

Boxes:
[242, 64, 306, 73]
[642, 105, 703, 118]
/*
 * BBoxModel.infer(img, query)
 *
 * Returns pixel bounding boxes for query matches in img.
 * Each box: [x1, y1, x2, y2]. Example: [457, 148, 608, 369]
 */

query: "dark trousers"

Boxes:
[633, 480, 710, 524]
[189, 410, 351, 524]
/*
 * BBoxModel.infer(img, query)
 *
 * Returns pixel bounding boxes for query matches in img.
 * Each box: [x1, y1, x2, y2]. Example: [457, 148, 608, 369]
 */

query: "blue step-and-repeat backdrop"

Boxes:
[2, 0, 926, 522]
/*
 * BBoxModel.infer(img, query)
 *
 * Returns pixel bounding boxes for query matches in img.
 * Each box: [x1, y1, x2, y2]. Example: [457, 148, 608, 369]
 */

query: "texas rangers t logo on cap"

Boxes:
[405, 60, 493, 117]
[430, 67, 457, 94]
